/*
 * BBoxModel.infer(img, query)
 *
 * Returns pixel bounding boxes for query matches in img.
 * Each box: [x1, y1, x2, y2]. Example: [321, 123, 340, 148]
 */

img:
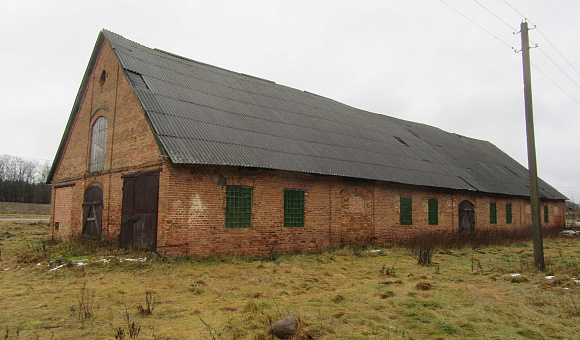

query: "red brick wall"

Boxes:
[158, 165, 335, 256]
[52, 185, 74, 238]
[157, 164, 566, 257]
[50, 38, 165, 240]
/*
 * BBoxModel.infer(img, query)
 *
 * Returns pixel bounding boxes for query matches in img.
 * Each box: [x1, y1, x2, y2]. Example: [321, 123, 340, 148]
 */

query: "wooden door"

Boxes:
[120, 171, 159, 251]
[82, 186, 103, 238]
[458, 200, 475, 234]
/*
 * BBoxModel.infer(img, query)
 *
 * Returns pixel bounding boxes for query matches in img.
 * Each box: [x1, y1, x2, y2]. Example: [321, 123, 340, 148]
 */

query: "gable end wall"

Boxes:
[50, 38, 165, 241]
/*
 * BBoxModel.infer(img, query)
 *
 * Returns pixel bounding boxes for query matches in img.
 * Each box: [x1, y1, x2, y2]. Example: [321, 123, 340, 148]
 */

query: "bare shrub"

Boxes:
[380, 261, 397, 276]
[115, 310, 141, 340]
[78, 282, 95, 327]
[397, 226, 543, 254]
[137, 290, 156, 315]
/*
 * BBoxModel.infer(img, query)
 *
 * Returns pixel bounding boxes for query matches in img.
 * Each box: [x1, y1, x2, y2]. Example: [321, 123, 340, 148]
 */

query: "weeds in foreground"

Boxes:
[564, 295, 580, 317]
[78, 281, 95, 327]
[199, 316, 224, 340]
[3, 219, 579, 339]
[380, 259, 398, 276]
[2, 326, 20, 339]
[398, 226, 563, 252]
[16, 240, 50, 263]
[137, 290, 157, 315]
[114, 310, 141, 340]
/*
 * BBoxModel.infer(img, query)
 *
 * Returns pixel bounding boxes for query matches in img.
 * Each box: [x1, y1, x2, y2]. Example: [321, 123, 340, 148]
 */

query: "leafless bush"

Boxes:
[78, 282, 95, 327]
[416, 246, 434, 266]
[397, 226, 550, 252]
[115, 310, 141, 340]
[137, 290, 156, 315]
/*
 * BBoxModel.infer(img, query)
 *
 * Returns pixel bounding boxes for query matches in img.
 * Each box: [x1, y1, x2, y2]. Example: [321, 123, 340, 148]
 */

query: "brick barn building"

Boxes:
[48, 30, 566, 256]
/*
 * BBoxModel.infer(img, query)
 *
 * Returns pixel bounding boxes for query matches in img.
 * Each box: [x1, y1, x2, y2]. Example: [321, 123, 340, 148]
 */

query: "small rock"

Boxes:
[268, 316, 298, 339]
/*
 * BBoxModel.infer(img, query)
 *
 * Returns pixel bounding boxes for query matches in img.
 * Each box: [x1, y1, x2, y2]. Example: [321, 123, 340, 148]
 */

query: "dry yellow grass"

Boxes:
[0, 202, 50, 217]
[1, 219, 579, 339]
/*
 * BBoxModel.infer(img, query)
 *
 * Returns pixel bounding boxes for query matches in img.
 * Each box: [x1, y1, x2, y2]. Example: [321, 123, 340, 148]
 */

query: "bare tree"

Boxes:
[0, 155, 52, 203]
[38, 161, 51, 183]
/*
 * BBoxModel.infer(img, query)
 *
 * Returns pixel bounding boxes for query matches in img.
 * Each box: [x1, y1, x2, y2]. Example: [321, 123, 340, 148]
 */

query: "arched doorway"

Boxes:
[82, 186, 103, 238]
[458, 200, 475, 234]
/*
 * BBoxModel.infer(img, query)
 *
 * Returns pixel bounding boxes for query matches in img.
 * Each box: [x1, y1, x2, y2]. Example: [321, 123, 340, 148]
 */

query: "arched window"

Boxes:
[90, 116, 108, 172]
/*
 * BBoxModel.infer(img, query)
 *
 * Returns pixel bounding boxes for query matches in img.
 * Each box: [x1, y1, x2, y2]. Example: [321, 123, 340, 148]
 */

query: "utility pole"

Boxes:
[520, 21, 545, 271]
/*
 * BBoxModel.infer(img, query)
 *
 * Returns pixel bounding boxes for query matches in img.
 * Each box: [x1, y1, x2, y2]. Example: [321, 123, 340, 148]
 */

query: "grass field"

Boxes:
[0, 202, 50, 219]
[1, 218, 579, 339]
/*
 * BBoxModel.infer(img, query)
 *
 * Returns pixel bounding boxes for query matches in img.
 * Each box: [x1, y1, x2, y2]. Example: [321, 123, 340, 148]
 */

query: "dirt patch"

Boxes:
[0, 202, 50, 215]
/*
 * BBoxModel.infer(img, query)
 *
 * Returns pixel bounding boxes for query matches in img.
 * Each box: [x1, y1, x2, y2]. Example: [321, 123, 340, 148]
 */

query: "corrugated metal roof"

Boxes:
[104, 30, 566, 200]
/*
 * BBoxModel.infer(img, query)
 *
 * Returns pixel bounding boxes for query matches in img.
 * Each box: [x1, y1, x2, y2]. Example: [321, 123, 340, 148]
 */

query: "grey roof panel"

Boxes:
[103, 30, 566, 200]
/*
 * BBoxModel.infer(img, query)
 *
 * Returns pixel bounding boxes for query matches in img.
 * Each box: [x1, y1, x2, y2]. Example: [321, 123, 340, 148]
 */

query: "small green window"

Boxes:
[490, 202, 497, 224]
[284, 189, 305, 228]
[428, 198, 438, 225]
[225, 186, 252, 228]
[506, 203, 513, 224]
[400, 196, 412, 226]
[544, 205, 549, 223]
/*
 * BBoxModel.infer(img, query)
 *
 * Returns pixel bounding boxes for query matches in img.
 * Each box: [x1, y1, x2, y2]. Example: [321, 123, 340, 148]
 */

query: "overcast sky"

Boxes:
[1, 0, 579, 200]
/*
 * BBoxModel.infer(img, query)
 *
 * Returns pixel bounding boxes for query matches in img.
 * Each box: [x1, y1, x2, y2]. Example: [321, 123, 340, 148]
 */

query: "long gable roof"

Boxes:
[50, 29, 566, 200]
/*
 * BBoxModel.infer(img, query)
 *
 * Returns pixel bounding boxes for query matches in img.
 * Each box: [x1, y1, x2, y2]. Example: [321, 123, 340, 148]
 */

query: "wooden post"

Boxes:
[520, 21, 545, 271]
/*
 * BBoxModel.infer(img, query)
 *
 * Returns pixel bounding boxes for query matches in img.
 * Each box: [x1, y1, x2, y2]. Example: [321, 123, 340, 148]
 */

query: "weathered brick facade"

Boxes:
[49, 36, 566, 257]
[50, 39, 165, 241]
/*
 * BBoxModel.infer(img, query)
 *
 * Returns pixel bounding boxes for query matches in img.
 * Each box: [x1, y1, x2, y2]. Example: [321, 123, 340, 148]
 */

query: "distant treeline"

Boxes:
[0, 155, 51, 204]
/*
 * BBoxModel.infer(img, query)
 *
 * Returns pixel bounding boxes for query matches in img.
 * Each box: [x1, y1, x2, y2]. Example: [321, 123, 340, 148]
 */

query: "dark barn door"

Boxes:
[120, 171, 160, 251]
[82, 186, 103, 238]
[458, 200, 475, 234]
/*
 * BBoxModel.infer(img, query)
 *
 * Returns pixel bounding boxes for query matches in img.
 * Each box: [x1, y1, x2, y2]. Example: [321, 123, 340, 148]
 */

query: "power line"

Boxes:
[537, 47, 580, 90]
[503, 1, 580, 80]
[532, 64, 580, 107]
[472, 0, 518, 32]
[535, 27, 580, 79]
[502, 0, 527, 20]
[441, 0, 580, 107]
[439, 0, 516, 52]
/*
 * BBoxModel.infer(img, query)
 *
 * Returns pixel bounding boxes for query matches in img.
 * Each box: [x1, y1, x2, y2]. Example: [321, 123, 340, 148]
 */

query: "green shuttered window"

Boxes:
[490, 202, 497, 224]
[506, 203, 513, 224]
[225, 186, 252, 228]
[284, 189, 305, 228]
[400, 196, 412, 225]
[428, 198, 438, 225]
[544, 205, 549, 223]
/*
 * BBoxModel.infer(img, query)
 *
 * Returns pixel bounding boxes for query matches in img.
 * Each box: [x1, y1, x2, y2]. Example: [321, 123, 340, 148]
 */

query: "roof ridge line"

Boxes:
[153, 48, 276, 85]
